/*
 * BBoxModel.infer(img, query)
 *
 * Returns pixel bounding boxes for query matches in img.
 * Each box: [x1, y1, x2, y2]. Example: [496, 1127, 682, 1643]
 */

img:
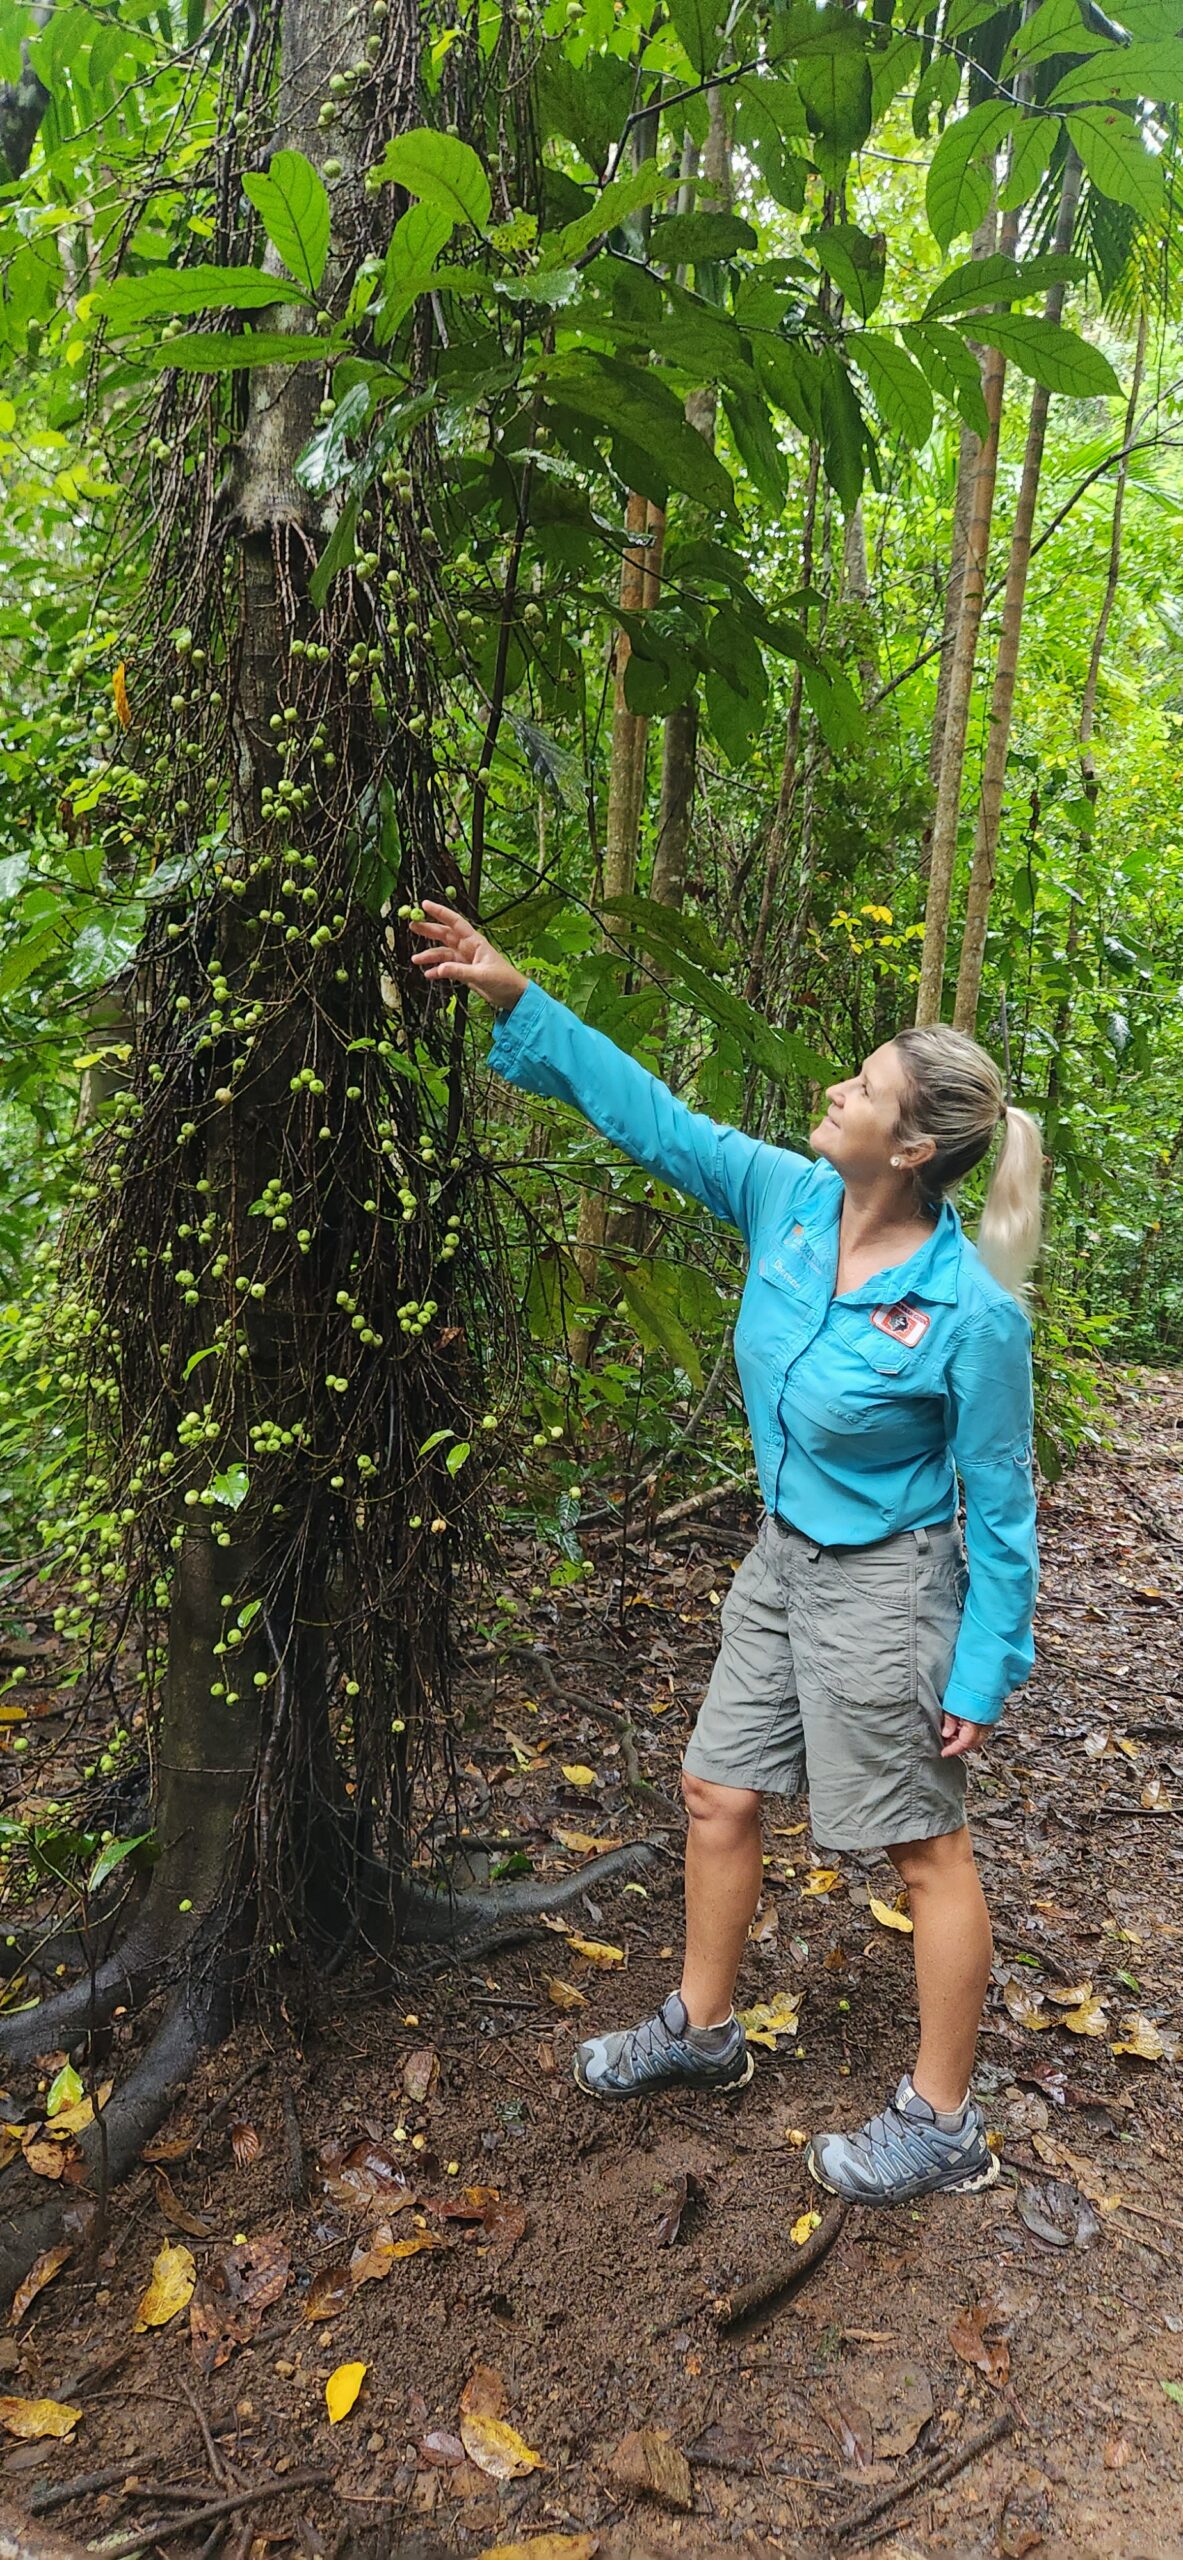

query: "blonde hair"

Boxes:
[893, 1025, 1043, 1298]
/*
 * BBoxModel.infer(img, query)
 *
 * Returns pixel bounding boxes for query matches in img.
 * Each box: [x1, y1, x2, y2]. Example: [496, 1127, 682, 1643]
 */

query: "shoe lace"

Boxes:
[846, 2096, 945, 2180]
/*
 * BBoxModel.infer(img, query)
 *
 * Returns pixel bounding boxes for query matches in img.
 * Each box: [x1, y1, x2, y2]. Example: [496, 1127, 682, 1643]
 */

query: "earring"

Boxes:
[890, 1156, 902, 1168]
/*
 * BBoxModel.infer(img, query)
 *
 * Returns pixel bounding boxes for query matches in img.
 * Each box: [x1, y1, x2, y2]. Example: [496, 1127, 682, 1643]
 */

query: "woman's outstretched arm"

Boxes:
[410, 901, 808, 1245]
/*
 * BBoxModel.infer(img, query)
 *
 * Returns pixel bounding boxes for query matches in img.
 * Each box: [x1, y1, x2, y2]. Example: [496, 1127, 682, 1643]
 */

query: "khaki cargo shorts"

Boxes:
[682, 1512, 971, 1854]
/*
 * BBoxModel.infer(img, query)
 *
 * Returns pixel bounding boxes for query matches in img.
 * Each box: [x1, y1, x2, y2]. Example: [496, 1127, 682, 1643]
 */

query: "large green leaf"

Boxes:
[308, 493, 358, 610]
[666, 0, 726, 76]
[152, 328, 335, 370]
[294, 380, 371, 495]
[101, 266, 306, 327]
[922, 251, 1083, 320]
[820, 352, 866, 508]
[374, 201, 456, 344]
[544, 159, 673, 264]
[905, 322, 990, 436]
[753, 339, 825, 443]
[999, 118, 1056, 213]
[1049, 41, 1183, 107]
[796, 48, 874, 158]
[1003, 0, 1104, 69]
[619, 1259, 704, 1387]
[652, 212, 759, 268]
[924, 102, 1012, 252]
[809, 222, 886, 319]
[1066, 107, 1166, 220]
[540, 355, 735, 514]
[372, 127, 491, 229]
[802, 661, 864, 753]
[849, 333, 933, 449]
[721, 386, 788, 507]
[242, 149, 330, 294]
[964, 312, 1121, 397]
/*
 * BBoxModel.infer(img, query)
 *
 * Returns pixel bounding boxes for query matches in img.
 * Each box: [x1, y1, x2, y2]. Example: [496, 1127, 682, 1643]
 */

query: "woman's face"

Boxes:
[809, 1040, 920, 1182]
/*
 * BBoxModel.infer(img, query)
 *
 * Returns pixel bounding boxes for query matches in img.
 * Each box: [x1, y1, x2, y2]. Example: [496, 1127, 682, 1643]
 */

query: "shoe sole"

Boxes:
[573, 2048, 755, 2102]
[806, 2144, 1000, 2202]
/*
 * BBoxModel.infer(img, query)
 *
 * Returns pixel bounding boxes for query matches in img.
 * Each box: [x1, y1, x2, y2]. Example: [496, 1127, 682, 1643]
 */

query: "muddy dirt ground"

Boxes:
[2, 1373, 1182, 2560]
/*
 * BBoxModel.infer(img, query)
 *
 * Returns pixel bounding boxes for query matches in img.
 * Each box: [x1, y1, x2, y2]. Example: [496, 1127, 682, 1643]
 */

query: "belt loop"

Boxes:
[913, 1525, 930, 1555]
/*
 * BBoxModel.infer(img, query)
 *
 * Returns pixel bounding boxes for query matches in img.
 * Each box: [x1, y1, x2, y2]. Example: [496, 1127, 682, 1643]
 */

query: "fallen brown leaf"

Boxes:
[318, 2137, 415, 2214]
[608, 2426, 693, 2512]
[403, 2047, 439, 2103]
[304, 2260, 352, 2322]
[460, 2363, 508, 2421]
[153, 2167, 213, 2239]
[949, 2300, 1010, 2388]
[10, 2244, 72, 2326]
[189, 2234, 290, 2367]
[229, 2121, 261, 2171]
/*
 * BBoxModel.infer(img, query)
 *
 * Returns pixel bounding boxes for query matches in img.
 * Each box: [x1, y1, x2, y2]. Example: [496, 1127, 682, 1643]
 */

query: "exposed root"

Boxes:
[0, 1909, 166, 2068]
[0, 1957, 232, 2308]
[396, 1839, 657, 1943]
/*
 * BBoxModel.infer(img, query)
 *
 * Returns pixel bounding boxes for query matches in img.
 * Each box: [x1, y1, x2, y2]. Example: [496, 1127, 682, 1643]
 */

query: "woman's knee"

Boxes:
[681, 1769, 761, 1831]
[886, 1824, 976, 1892]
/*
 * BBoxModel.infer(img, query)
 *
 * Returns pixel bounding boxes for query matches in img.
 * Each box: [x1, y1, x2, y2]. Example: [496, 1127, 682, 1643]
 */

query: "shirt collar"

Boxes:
[795, 1170, 963, 1305]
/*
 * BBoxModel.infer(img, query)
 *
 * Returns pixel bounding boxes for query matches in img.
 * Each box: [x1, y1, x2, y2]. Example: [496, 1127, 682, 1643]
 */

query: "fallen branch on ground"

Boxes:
[711, 2198, 849, 2325]
[832, 2405, 1015, 2547]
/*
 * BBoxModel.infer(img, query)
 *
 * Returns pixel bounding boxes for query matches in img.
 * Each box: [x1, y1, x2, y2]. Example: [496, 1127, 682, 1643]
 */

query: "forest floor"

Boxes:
[3, 1373, 1183, 2560]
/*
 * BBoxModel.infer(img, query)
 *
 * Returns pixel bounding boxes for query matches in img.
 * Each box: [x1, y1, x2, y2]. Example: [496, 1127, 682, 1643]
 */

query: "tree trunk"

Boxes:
[1045, 307, 1147, 1174]
[746, 445, 820, 1009]
[915, 191, 1017, 1026]
[953, 152, 1083, 1033]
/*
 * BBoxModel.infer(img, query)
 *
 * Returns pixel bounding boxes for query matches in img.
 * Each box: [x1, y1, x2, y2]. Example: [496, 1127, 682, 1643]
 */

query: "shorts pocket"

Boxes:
[798, 1552, 915, 1707]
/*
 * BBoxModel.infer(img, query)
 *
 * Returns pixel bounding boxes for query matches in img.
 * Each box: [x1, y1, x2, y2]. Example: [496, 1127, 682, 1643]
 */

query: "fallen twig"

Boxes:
[831, 2406, 1014, 2547]
[27, 2472, 138, 2518]
[712, 2198, 849, 2325]
[81, 2467, 333, 2560]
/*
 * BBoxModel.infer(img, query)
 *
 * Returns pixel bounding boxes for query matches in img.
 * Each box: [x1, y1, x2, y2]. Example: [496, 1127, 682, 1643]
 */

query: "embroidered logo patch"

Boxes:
[871, 1301, 930, 1348]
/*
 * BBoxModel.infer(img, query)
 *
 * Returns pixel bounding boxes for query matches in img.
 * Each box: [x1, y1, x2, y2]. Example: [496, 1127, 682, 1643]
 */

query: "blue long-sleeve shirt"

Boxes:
[489, 980, 1038, 1727]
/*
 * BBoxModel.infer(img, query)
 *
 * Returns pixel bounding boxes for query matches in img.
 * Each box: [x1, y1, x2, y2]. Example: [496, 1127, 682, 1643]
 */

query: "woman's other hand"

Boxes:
[408, 900, 528, 1012]
[939, 1713, 988, 1760]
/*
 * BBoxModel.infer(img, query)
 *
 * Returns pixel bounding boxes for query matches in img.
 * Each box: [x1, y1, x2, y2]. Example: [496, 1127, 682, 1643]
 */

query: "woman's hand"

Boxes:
[939, 1713, 988, 1760]
[408, 900, 528, 1013]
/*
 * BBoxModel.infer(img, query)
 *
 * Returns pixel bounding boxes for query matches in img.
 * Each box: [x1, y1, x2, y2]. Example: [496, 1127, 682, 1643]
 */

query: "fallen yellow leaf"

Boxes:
[783, 2128, 809, 2148]
[791, 2210, 821, 2245]
[544, 1976, 586, 2011]
[325, 2361, 367, 2422]
[1000, 1977, 1053, 2031]
[554, 1830, 618, 1855]
[460, 2412, 544, 2480]
[561, 1765, 598, 1788]
[1031, 2131, 1123, 2210]
[1060, 1997, 1109, 2038]
[134, 2240, 196, 2331]
[801, 1868, 840, 1896]
[48, 2078, 113, 2138]
[0, 2396, 81, 2441]
[736, 1991, 802, 2049]
[566, 1934, 625, 1968]
[868, 1894, 913, 1935]
[1044, 1981, 1094, 2007]
[1111, 2012, 1179, 2062]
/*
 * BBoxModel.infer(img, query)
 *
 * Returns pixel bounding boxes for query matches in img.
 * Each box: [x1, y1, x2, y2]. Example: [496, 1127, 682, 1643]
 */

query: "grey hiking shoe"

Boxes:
[574, 1991, 754, 2101]
[806, 2075, 999, 2204]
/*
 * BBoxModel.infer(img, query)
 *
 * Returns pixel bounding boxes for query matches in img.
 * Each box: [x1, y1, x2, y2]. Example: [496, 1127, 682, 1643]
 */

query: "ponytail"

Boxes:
[894, 1028, 1043, 1301]
[976, 1105, 1044, 1298]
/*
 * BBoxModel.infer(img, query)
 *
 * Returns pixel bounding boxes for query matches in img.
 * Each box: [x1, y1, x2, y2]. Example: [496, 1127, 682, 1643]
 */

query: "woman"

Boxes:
[411, 901, 1041, 2208]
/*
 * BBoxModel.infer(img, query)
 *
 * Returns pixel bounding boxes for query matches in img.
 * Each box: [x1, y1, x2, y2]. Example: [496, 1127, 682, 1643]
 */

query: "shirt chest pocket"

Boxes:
[790, 1318, 926, 1435]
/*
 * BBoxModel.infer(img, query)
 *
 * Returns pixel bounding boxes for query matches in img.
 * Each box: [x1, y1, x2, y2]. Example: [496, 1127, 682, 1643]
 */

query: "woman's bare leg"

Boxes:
[887, 1824, 992, 2112]
[678, 1771, 764, 2027]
